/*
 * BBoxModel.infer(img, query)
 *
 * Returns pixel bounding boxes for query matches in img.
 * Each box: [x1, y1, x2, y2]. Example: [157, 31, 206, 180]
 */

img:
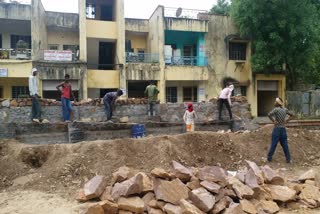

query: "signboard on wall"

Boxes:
[44, 50, 72, 61]
[0, 68, 8, 77]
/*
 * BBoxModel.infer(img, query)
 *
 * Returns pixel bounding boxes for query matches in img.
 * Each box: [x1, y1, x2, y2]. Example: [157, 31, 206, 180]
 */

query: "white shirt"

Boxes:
[183, 110, 197, 124]
[29, 75, 38, 96]
[219, 87, 233, 105]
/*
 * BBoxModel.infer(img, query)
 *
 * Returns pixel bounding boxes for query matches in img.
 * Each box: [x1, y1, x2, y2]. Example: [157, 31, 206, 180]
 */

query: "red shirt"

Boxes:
[61, 83, 71, 99]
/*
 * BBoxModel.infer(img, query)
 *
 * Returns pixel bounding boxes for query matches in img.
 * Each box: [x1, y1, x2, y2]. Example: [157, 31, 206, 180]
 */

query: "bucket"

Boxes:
[131, 124, 145, 138]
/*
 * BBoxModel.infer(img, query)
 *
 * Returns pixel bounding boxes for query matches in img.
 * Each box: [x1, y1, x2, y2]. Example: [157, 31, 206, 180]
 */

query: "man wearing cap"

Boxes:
[218, 83, 234, 121]
[267, 97, 294, 163]
[29, 68, 42, 123]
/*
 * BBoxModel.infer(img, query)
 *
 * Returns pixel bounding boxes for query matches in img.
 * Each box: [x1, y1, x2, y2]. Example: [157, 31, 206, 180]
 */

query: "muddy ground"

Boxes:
[1, 125, 320, 213]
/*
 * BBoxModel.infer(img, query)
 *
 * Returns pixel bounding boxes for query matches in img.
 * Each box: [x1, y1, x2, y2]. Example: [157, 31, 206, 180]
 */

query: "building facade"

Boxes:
[0, 0, 285, 117]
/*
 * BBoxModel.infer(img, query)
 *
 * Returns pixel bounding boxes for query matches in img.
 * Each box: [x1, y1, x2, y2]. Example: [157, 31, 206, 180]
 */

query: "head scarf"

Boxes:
[31, 68, 37, 74]
[188, 103, 193, 112]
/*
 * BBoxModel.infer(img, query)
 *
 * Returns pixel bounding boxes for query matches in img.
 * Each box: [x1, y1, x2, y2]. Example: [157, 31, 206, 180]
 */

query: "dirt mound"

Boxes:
[0, 127, 320, 196]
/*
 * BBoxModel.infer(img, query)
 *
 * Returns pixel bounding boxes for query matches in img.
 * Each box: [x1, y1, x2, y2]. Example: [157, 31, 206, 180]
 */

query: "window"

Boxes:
[12, 86, 29, 98]
[63, 45, 79, 51]
[86, 3, 96, 19]
[166, 87, 177, 103]
[234, 86, 247, 96]
[10, 35, 31, 49]
[229, 42, 246, 60]
[0, 34, 2, 48]
[48, 44, 59, 50]
[0, 86, 3, 98]
[183, 87, 197, 102]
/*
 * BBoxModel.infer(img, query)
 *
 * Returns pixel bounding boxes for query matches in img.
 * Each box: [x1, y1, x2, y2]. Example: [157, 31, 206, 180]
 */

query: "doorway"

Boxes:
[257, 80, 279, 116]
[99, 42, 115, 70]
[0, 86, 3, 98]
[128, 81, 153, 98]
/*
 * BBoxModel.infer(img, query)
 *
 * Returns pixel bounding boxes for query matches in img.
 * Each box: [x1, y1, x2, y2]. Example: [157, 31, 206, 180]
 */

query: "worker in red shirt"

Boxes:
[56, 74, 76, 122]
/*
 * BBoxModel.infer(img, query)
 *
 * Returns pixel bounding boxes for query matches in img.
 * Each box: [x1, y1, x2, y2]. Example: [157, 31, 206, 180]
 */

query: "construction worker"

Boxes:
[218, 83, 234, 121]
[103, 89, 123, 121]
[267, 97, 294, 163]
[144, 81, 159, 118]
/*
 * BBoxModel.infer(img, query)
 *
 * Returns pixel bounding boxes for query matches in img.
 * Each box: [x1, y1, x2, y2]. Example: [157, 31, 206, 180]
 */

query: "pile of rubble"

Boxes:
[75, 160, 320, 214]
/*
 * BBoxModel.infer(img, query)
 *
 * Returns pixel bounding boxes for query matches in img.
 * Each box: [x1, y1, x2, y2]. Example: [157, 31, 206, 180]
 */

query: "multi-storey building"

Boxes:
[0, 0, 285, 117]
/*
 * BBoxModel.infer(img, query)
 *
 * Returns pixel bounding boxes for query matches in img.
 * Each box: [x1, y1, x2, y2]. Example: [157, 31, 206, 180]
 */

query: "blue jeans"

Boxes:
[267, 127, 291, 162]
[31, 96, 41, 120]
[103, 97, 112, 120]
[61, 97, 73, 121]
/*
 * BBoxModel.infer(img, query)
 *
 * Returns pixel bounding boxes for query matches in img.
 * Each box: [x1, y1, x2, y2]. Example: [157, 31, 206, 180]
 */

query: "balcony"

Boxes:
[0, 48, 32, 60]
[165, 56, 208, 66]
[126, 52, 159, 63]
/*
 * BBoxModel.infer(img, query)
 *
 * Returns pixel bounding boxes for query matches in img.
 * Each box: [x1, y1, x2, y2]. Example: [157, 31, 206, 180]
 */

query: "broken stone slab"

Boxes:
[153, 178, 189, 205]
[189, 187, 215, 212]
[163, 203, 182, 214]
[84, 175, 108, 200]
[245, 169, 260, 190]
[142, 192, 155, 212]
[156, 200, 166, 210]
[179, 199, 205, 214]
[228, 177, 254, 199]
[266, 185, 296, 202]
[223, 202, 244, 214]
[299, 184, 320, 203]
[299, 169, 316, 182]
[118, 211, 133, 214]
[200, 181, 221, 194]
[111, 173, 143, 200]
[120, 116, 129, 123]
[187, 179, 202, 190]
[211, 196, 232, 214]
[140, 172, 153, 193]
[240, 199, 257, 214]
[236, 170, 246, 184]
[148, 199, 159, 209]
[172, 161, 193, 182]
[148, 207, 165, 214]
[261, 165, 284, 185]
[100, 186, 113, 202]
[305, 180, 316, 186]
[151, 168, 171, 179]
[245, 161, 264, 185]
[197, 166, 228, 184]
[76, 189, 89, 202]
[1, 99, 10, 107]
[299, 198, 318, 209]
[78, 203, 105, 214]
[258, 200, 280, 214]
[112, 166, 137, 183]
[99, 200, 118, 214]
[118, 196, 145, 213]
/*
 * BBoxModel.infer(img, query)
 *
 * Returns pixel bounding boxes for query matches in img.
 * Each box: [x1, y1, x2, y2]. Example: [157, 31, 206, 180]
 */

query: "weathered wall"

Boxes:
[0, 77, 28, 98]
[287, 90, 320, 118]
[125, 18, 149, 33]
[31, 0, 48, 60]
[0, 60, 32, 78]
[165, 66, 209, 81]
[125, 63, 161, 80]
[46, 12, 79, 31]
[148, 6, 166, 102]
[0, 100, 251, 125]
[0, 2, 31, 20]
[125, 34, 147, 52]
[87, 69, 120, 89]
[47, 31, 79, 49]
[164, 18, 208, 32]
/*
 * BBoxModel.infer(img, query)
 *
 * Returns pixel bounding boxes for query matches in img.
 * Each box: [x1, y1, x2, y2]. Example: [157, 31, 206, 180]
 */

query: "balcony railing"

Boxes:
[164, 7, 208, 20]
[126, 52, 159, 63]
[165, 56, 208, 66]
[0, 48, 32, 60]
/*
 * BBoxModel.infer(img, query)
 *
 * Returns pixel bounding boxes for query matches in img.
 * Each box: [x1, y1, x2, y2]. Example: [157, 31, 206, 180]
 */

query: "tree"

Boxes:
[230, 0, 320, 89]
[210, 0, 230, 15]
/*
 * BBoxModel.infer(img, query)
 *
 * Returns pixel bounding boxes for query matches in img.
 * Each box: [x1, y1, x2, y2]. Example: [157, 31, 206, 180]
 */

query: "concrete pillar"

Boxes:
[79, 0, 87, 62]
[158, 7, 166, 103]
[116, 0, 126, 94]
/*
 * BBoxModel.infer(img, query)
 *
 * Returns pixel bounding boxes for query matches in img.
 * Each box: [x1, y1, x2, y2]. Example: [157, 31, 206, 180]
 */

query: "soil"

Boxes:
[1, 125, 320, 213]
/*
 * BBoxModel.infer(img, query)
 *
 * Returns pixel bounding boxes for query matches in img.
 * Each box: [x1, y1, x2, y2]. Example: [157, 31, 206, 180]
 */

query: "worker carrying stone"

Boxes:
[103, 89, 123, 121]
[144, 81, 159, 118]
[183, 103, 197, 132]
[267, 97, 294, 163]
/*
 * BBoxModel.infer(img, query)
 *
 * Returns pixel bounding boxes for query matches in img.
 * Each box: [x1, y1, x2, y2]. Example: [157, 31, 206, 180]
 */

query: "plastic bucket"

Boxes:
[131, 124, 145, 138]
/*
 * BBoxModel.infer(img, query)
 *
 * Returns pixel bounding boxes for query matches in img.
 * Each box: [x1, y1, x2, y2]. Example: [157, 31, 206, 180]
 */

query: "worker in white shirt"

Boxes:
[218, 83, 234, 121]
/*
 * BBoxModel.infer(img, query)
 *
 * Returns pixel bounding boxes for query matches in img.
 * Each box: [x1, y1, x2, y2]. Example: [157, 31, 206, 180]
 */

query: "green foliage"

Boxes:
[230, 0, 320, 89]
[210, 0, 230, 15]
